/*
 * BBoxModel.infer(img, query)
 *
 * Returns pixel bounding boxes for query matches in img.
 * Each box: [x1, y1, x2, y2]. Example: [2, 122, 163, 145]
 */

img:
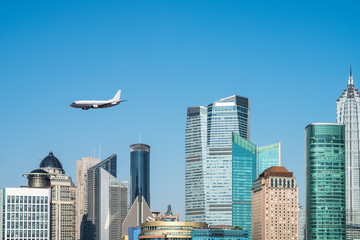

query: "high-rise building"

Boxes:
[305, 123, 346, 239]
[185, 106, 207, 223]
[185, 95, 250, 225]
[130, 143, 150, 207]
[252, 166, 299, 240]
[232, 132, 281, 239]
[0, 188, 51, 240]
[39, 152, 76, 240]
[336, 69, 360, 239]
[122, 144, 152, 237]
[75, 157, 100, 240]
[86, 154, 128, 240]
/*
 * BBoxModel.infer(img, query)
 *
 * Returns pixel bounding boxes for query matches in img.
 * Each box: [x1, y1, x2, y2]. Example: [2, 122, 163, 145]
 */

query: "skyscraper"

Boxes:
[252, 166, 299, 240]
[185, 95, 250, 225]
[86, 154, 128, 240]
[185, 106, 207, 223]
[337, 69, 360, 239]
[75, 157, 100, 240]
[39, 152, 76, 240]
[122, 144, 152, 237]
[232, 132, 281, 239]
[305, 123, 346, 239]
[130, 143, 150, 207]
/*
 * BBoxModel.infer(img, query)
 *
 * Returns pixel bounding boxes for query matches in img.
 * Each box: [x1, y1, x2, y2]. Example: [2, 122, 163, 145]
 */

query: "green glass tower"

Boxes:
[305, 123, 346, 240]
[232, 132, 281, 239]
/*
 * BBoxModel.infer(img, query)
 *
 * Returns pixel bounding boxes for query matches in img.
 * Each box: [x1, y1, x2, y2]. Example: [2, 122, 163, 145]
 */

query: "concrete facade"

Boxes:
[252, 166, 299, 240]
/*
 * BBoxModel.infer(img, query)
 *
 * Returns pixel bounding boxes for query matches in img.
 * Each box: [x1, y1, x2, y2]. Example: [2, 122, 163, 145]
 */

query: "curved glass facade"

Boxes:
[130, 144, 150, 207]
[305, 123, 346, 240]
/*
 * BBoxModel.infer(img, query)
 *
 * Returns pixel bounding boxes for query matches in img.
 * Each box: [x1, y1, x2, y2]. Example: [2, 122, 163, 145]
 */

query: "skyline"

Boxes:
[1, 1, 360, 220]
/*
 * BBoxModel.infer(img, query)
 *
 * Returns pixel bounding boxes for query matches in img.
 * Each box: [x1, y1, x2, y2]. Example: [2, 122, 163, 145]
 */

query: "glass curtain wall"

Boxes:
[305, 123, 346, 240]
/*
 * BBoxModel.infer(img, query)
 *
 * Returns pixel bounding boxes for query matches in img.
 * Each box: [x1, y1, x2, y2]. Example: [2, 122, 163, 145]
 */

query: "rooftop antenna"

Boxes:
[139, 132, 142, 144]
[99, 144, 101, 160]
[93, 147, 96, 159]
[349, 65, 354, 85]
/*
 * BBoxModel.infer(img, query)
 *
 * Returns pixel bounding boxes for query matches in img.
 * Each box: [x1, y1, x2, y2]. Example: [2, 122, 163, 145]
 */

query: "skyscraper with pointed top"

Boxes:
[337, 67, 360, 240]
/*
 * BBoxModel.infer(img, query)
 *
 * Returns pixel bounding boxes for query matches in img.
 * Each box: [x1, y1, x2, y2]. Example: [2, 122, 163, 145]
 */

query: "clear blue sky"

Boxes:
[1, 0, 359, 219]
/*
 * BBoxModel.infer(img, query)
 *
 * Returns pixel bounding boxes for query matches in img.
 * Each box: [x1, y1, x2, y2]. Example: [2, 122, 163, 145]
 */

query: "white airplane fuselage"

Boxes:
[70, 90, 124, 110]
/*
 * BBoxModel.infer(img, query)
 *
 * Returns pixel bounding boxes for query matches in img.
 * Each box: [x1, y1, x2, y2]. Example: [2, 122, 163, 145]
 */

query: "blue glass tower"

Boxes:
[232, 133, 281, 239]
[305, 123, 346, 240]
[130, 143, 150, 207]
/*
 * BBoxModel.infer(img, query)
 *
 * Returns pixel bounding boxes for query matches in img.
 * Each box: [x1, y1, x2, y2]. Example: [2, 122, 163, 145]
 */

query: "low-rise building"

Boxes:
[191, 225, 249, 240]
[0, 187, 51, 240]
[139, 221, 207, 240]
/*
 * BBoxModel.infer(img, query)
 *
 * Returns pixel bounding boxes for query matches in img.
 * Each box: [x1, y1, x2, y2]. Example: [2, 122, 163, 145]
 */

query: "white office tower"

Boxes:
[185, 95, 250, 225]
[185, 106, 208, 223]
[75, 157, 100, 240]
[0, 188, 51, 240]
[337, 68, 360, 240]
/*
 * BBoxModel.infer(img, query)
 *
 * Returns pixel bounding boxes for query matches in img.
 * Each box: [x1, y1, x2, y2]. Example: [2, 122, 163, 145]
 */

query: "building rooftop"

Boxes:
[130, 143, 151, 152]
[259, 166, 293, 178]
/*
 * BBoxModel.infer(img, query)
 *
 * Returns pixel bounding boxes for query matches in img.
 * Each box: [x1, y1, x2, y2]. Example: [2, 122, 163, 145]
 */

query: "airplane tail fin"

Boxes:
[112, 90, 121, 102]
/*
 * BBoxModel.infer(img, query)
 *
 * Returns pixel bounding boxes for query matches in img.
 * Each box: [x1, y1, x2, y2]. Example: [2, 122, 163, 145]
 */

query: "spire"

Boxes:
[348, 65, 354, 86]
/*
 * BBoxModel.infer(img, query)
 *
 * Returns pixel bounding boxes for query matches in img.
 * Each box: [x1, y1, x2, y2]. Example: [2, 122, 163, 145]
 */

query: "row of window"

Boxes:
[7, 213, 48, 221]
[6, 230, 48, 238]
[270, 178, 295, 188]
[7, 196, 48, 204]
[7, 204, 48, 212]
[7, 221, 48, 229]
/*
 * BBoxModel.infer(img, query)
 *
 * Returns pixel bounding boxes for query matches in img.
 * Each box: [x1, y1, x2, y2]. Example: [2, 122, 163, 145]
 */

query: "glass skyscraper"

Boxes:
[305, 123, 346, 240]
[337, 70, 360, 239]
[232, 132, 281, 239]
[86, 154, 128, 240]
[185, 95, 250, 226]
[130, 143, 150, 207]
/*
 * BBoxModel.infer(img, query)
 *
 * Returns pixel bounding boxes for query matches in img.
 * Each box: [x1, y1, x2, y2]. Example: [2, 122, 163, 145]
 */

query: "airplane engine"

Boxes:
[92, 105, 98, 108]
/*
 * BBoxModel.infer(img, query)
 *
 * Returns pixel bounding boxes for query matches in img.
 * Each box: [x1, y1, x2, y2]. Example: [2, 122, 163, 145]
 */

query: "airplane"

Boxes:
[70, 90, 126, 110]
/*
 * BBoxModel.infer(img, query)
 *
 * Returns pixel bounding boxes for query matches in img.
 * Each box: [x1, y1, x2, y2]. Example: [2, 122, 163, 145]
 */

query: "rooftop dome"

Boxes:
[40, 152, 64, 170]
